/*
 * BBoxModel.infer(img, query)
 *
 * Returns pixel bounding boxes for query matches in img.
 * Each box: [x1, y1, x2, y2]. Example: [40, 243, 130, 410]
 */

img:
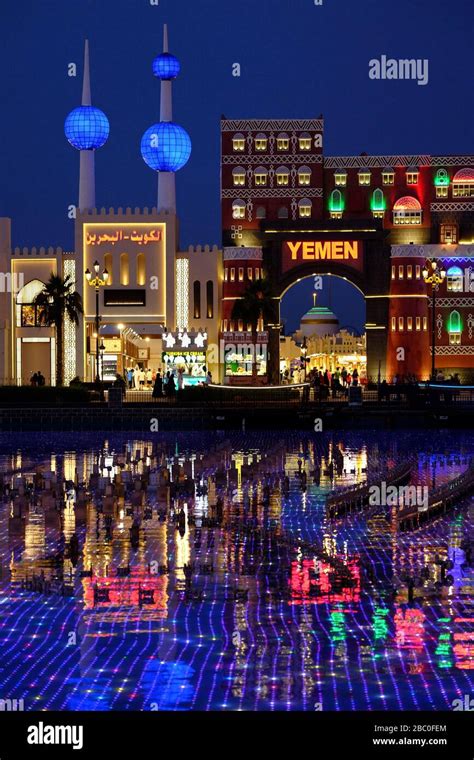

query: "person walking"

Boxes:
[152, 371, 163, 398]
[177, 367, 184, 391]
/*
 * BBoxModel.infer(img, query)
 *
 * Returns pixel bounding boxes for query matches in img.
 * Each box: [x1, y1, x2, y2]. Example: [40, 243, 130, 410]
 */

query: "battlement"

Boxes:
[182, 244, 221, 255]
[76, 207, 175, 219]
[11, 246, 71, 257]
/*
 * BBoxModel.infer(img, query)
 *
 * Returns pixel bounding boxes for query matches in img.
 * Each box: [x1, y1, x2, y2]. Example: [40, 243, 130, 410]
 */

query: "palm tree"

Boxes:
[231, 279, 276, 382]
[34, 273, 83, 386]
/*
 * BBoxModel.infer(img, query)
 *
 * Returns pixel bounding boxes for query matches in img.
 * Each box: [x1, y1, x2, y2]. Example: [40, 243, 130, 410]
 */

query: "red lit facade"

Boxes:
[221, 117, 474, 382]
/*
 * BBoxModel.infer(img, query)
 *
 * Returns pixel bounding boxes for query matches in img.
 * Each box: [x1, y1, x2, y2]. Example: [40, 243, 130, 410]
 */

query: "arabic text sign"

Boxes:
[85, 228, 162, 246]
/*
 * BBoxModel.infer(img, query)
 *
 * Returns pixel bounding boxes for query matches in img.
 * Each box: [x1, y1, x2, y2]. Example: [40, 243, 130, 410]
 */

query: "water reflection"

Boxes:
[0, 430, 472, 711]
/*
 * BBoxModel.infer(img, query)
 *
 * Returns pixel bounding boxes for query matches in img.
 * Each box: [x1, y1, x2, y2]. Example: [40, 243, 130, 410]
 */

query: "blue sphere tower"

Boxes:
[64, 40, 109, 211]
[141, 24, 191, 213]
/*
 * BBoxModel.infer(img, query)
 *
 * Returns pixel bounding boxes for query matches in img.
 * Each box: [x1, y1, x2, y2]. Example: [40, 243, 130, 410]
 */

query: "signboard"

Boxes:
[282, 240, 363, 273]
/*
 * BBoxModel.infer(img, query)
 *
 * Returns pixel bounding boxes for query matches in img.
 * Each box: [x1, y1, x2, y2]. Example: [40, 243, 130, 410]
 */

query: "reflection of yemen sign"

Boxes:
[282, 240, 362, 272]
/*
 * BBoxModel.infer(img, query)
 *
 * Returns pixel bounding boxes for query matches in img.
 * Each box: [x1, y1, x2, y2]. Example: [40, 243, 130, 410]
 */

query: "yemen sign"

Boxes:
[282, 240, 363, 273]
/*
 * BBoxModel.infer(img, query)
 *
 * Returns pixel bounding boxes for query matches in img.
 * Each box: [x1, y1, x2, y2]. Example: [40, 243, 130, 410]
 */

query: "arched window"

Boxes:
[278, 206, 289, 219]
[298, 198, 312, 218]
[371, 188, 385, 218]
[382, 167, 394, 185]
[275, 166, 290, 186]
[448, 309, 462, 344]
[435, 168, 450, 197]
[104, 253, 113, 285]
[136, 253, 146, 286]
[393, 196, 422, 225]
[206, 280, 214, 319]
[232, 166, 246, 186]
[232, 199, 246, 219]
[254, 133, 267, 151]
[16, 278, 45, 327]
[446, 266, 463, 292]
[256, 206, 266, 219]
[298, 166, 311, 186]
[452, 168, 474, 198]
[358, 168, 371, 186]
[232, 133, 245, 151]
[334, 170, 347, 186]
[120, 253, 129, 286]
[298, 132, 311, 150]
[254, 166, 268, 186]
[329, 189, 344, 218]
[193, 280, 201, 320]
[276, 132, 289, 151]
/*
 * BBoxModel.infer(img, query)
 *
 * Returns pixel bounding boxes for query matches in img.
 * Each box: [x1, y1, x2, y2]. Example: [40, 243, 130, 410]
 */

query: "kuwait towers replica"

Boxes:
[141, 24, 192, 213]
[64, 40, 110, 211]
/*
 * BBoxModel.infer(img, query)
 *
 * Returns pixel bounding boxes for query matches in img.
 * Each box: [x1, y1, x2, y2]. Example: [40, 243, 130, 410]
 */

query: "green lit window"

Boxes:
[329, 189, 344, 219]
[434, 168, 449, 198]
[371, 188, 385, 218]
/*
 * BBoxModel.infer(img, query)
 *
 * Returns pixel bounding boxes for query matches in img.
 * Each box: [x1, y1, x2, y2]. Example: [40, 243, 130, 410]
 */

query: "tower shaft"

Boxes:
[79, 39, 95, 212]
[157, 24, 175, 213]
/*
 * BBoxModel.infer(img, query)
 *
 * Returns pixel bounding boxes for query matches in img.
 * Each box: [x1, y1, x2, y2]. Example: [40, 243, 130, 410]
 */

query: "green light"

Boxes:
[329, 189, 344, 213]
[447, 309, 462, 333]
[370, 188, 386, 212]
[434, 168, 450, 186]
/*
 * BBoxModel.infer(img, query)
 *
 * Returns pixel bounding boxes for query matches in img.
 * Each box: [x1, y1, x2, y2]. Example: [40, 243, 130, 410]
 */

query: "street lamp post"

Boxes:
[85, 260, 109, 387]
[422, 259, 446, 381]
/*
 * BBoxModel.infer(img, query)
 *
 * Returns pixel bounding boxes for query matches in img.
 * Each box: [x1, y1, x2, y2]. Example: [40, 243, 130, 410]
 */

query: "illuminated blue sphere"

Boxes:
[152, 52, 181, 80]
[141, 122, 191, 172]
[64, 106, 110, 150]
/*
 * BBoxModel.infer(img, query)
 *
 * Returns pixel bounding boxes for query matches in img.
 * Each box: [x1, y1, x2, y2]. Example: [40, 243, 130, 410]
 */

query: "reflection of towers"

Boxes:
[24, 508, 46, 561]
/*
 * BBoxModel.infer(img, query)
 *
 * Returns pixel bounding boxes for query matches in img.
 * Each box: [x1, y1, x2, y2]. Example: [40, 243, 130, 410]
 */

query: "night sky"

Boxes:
[0, 0, 472, 330]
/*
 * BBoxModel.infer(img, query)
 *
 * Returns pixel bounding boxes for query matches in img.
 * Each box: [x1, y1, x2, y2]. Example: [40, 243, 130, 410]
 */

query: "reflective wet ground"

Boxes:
[0, 430, 472, 711]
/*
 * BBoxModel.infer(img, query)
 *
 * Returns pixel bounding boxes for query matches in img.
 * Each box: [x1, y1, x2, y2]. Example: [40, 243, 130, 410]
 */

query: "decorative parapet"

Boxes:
[181, 244, 220, 255]
[223, 247, 263, 261]
[76, 207, 174, 218]
[391, 244, 474, 259]
[221, 118, 323, 132]
[12, 246, 68, 257]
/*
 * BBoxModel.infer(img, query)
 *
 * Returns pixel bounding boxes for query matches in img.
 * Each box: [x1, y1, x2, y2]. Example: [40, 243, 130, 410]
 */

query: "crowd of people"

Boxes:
[112, 366, 213, 398]
[281, 365, 361, 399]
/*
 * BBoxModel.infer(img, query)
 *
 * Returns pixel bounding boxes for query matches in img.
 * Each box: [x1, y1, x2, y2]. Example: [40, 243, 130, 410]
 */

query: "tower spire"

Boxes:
[79, 39, 95, 210]
[81, 39, 91, 106]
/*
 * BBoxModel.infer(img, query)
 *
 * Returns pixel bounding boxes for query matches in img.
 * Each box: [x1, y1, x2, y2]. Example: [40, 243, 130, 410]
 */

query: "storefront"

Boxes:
[161, 329, 208, 386]
[223, 330, 268, 382]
